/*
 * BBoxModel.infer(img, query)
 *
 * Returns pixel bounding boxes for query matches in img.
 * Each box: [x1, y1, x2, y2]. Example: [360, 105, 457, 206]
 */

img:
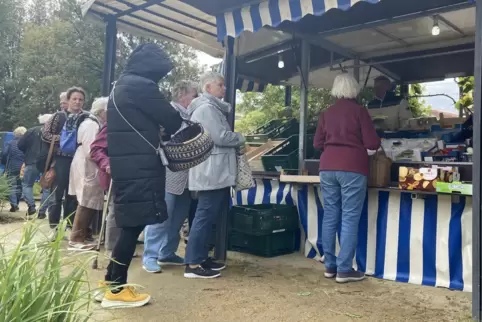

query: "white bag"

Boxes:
[235, 153, 255, 191]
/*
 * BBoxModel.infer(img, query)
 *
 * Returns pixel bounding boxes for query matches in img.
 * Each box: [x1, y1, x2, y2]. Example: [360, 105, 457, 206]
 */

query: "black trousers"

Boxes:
[105, 225, 145, 286]
[48, 156, 78, 228]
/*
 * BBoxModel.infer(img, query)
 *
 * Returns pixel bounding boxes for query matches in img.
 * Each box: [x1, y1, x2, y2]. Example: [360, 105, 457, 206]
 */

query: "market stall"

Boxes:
[82, 0, 482, 318]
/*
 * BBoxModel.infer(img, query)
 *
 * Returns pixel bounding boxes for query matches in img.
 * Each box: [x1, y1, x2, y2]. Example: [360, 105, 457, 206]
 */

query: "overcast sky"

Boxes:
[196, 52, 460, 114]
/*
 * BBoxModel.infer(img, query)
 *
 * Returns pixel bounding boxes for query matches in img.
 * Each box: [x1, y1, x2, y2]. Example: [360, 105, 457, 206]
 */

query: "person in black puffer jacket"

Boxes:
[1, 127, 27, 212]
[101, 43, 182, 309]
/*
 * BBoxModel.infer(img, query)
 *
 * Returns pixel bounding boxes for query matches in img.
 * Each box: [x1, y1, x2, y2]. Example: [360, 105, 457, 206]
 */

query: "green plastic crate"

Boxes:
[246, 118, 297, 143]
[230, 204, 299, 236]
[261, 134, 319, 172]
[228, 229, 297, 257]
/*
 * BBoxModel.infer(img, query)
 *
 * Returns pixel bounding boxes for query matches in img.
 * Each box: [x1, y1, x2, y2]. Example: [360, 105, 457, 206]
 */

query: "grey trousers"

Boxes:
[105, 197, 121, 251]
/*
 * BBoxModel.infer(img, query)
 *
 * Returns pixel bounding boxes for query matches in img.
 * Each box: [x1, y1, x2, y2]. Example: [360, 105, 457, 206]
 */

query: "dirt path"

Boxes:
[0, 208, 472, 322]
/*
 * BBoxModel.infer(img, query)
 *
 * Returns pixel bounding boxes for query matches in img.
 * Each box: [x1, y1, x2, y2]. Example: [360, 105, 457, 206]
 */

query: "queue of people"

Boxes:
[0, 42, 383, 310]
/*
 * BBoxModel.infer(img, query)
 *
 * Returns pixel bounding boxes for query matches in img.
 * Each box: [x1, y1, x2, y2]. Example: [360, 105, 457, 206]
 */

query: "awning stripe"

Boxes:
[213, 60, 266, 93]
[216, 0, 381, 41]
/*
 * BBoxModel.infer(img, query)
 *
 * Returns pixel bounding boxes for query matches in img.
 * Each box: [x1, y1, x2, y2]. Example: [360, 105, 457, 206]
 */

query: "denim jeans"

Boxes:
[184, 188, 229, 265]
[319, 171, 367, 273]
[143, 190, 191, 264]
[7, 174, 22, 207]
[22, 165, 51, 213]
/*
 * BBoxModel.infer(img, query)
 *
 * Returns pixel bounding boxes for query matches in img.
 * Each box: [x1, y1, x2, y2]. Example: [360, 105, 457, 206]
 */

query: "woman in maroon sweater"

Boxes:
[314, 73, 380, 283]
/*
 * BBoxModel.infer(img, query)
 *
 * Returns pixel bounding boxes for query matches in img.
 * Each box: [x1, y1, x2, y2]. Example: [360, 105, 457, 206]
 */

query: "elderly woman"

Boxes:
[1, 127, 27, 212]
[143, 80, 198, 273]
[67, 97, 107, 251]
[184, 71, 245, 279]
[314, 74, 380, 283]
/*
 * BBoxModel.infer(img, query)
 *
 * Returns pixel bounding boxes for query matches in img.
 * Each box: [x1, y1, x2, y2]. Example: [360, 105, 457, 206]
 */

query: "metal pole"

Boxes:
[473, 0, 482, 320]
[353, 56, 360, 83]
[330, 48, 474, 71]
[101, 16, 117, 96]
[215, 36, 236, 262]
[285, 86, 292, 107]
[298, 39, 310, 174]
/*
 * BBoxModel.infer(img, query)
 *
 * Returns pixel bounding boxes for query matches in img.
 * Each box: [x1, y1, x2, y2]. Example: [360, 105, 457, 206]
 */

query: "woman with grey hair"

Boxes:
[1, 127, 27, 212]
[184, 71, 245, 279]
[314, 73, 380, 283]
[143, 80, 198, 273]
[68, 97, 106, 250]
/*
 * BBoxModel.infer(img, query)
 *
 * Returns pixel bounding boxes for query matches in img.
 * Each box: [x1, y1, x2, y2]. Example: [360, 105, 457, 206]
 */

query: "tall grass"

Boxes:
[0, 221, 95, 322]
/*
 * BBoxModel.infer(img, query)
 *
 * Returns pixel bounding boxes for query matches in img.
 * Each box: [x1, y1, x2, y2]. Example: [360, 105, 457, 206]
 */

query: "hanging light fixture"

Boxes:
[278, 54, 284, 69]
[431, 16, 440, 36]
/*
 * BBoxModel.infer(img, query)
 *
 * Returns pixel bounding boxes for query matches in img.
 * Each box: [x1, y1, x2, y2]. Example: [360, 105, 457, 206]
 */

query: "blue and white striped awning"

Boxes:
[213, 59, 267, 93]
[216, 0, 381, 41]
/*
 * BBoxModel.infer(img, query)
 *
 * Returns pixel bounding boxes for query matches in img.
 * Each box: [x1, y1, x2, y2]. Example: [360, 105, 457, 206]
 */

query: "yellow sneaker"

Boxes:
[101, 286, 151, 309]
[93, 281, 108, 303]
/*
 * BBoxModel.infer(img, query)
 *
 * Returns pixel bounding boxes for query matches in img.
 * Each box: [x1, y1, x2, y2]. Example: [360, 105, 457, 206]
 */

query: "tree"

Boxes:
[235, 85, 332, 134]
[456, 76, 474, 112]
[408, 83, 432, 117]
[0, 0, 204, 130]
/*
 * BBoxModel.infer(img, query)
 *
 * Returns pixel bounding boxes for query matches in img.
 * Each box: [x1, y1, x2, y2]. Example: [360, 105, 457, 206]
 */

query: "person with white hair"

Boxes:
[184, 71, 245, 279]
[1, 126, 27, 212]
[17, 114, 53, 218]
[143, 80, 199, 273]
[67, 97, 106, 250]
[313, 73, 380, 283]
[59, 92, 68, 111]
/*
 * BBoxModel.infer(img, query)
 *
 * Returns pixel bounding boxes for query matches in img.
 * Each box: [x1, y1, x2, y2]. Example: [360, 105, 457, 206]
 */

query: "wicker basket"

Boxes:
[164, 121, 214, 172]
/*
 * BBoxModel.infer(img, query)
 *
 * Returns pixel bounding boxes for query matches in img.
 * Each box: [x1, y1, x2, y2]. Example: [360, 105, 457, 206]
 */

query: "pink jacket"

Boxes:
[90, 124, 111, 191]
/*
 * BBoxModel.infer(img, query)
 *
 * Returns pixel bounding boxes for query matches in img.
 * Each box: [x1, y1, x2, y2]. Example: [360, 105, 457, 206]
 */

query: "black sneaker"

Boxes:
[201, 257, 226, 271]
[27, 206, 36, 217]
[184, 266, 221, 279]
[9, 205, 19, 213]
[37, 212, 46, 220]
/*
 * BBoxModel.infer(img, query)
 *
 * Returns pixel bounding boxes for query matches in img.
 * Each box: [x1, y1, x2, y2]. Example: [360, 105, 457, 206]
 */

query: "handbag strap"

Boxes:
[44, 139, 56, 173]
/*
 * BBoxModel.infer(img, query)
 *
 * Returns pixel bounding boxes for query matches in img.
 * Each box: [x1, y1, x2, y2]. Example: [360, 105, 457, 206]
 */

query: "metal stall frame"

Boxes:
[472, 0, 482, 320]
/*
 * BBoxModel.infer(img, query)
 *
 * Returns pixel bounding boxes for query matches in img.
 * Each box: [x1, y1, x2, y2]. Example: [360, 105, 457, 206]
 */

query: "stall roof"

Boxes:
[81, 0, 225, 57]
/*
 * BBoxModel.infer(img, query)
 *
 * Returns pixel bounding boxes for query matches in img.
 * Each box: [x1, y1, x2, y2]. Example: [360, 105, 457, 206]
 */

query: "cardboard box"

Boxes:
[436, 182, 473, 195]
[398, 166, 456, 192]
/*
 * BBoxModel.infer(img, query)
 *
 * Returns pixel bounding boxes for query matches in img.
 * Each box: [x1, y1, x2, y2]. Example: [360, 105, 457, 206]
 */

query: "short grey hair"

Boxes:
[199, 71, 224, 93]
[59, 92, 67, 101]
[331, 73, 360, 99]
[13, 126, 27, 137]
[172, 80, 198, 102]
[90, 97, 109, 117]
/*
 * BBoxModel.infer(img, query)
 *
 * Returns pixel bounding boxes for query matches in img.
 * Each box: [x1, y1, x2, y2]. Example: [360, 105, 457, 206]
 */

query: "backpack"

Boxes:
[59, 112, 98, 155]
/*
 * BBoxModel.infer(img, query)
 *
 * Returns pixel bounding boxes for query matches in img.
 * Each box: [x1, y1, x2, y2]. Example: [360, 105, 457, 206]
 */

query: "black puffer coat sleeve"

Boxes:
[142, 85, 182, 136]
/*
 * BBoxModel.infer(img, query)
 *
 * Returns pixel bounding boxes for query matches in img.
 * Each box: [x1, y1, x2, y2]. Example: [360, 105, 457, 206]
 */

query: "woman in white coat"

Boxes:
[68, 97, 108, 250]
[184, 71, 245, 279]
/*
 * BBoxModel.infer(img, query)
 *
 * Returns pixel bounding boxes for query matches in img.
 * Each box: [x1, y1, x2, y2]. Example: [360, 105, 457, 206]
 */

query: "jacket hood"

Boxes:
[122, 43, 173, 83]
[187, 93, 231, 116]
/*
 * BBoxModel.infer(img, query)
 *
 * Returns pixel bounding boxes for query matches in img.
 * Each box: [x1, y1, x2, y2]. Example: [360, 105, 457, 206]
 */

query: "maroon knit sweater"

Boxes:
[314, 99, 381, 176]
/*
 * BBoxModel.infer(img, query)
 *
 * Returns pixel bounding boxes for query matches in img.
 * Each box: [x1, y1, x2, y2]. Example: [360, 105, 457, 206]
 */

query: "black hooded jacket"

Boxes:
[107, 43, 183, 228]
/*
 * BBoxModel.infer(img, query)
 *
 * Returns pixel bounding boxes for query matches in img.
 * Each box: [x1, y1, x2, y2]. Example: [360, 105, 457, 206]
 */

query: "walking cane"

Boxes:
[92, 179, 113, 269]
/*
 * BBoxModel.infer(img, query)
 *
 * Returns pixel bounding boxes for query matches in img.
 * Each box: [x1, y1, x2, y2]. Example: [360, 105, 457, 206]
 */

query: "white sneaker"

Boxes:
[68, 241, 96, 251]
[48, 229, 59, 242]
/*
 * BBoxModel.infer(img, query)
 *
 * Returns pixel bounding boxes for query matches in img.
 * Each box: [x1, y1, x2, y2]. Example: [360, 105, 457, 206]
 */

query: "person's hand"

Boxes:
[106, 166, 111, 174]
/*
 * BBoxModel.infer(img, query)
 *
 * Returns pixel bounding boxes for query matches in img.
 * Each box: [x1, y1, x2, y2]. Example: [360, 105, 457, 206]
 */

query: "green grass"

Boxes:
[0, 221, 95, 321]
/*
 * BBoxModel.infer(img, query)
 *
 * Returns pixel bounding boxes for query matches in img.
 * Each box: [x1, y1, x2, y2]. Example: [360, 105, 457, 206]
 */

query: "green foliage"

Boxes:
[0, 175, 11, 204]
[456, 76, 474, 111]
[235, 85, 333, 134]
[0, 0, 204, 130]
[0, 220, 95, 321]
[408, 84, 432, 117]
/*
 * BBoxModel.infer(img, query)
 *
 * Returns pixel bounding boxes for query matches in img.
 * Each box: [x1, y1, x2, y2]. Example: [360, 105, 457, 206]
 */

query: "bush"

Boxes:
[0, 175, 11, 208]
[0, 221, 94, 321]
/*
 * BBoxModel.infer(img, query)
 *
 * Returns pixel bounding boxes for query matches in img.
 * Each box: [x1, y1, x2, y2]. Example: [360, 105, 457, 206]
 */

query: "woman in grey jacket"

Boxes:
[184, 71, 245, 279]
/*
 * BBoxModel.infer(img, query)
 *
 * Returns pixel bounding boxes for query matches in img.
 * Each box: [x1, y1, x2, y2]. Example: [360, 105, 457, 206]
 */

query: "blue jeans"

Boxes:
[319, 171, 367, 273]
[7, 174, 21, 207]
[22, 165, 51, 213]
[184, 188, 229, 265]
[143, 190, 191, 264]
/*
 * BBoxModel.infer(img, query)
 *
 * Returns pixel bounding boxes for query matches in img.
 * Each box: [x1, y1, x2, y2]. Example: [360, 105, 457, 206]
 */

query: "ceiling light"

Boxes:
[432, 16, 440, 36]
[278, 55, 284, 69]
